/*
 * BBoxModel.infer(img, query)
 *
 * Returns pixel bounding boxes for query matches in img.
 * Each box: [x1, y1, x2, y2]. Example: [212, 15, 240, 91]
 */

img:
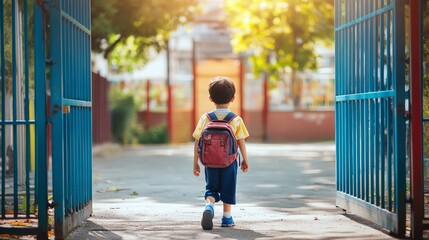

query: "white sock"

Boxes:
[206, 202, 214, 208]
[223, 212, 231, 218]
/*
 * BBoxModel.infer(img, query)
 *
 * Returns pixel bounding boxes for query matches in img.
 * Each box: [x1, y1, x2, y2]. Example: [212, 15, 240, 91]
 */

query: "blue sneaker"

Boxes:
[221, 216, 235, 227]
[201, 205, 214, 230]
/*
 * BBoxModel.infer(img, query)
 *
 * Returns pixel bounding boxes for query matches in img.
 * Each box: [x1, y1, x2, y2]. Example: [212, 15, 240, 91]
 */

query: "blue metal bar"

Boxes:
[12, 0, 19, 218]
[335, 5, 394, 32]
[392, 0, 406, 235]
[370, 99, 375, 205]
[71, 115, 74, 212]
[356, 2, 362, 195]
[381, 98, 386, 208]
[61, 12, 90, 35]
[75, 111, 79, 211]
[80, 115, 83, 209]
[0, 120, 36, 125]
[369, 1, 375, 204]
[365, 100, 370, 202]
[356, 99, 361, 198]
[356, 1, 367, 199]
[24, 0, 31, 218]
[374, 9, 381, 207]
[34, 1, 49, 237]
[63, 98, 92, 107]
[69, 24, 74, 211]
[336, 88, 395, 102]
[89, 108, 93, 206]
[50, 0, 66, 236]
[386, 7, 393, 212]
[65, 113, 69, 214]
[351, 3, 357, 197]
[345, 0, 350, 194]
[335, 0, 340, 191]
[71, 23, 75, 211]
[0, 0, 6, 219]
[336, 0, 341, 190]
[63, 20, 69, 217]
[380, 3, 386, 209]
[363, 0, 370, 201]
[375, 98, 380, 206]
[387, 98, 393, 211]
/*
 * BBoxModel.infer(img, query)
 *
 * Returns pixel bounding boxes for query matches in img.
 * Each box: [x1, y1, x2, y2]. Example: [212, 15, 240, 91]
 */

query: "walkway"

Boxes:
[66, 142, 396, 240]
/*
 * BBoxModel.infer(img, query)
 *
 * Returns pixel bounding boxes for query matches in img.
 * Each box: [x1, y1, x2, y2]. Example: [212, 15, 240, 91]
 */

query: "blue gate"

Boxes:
[49, 0, 92, 238]
[0, 1, 92, 239]
[335, 0, 406, 236]
[0, 1, 49, 238]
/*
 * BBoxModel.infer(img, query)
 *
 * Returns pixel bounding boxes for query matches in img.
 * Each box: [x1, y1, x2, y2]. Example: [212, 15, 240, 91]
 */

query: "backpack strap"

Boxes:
[206, 111, 237, 123]
[206, 112, 218, 121]
[223, 112, 237, 123]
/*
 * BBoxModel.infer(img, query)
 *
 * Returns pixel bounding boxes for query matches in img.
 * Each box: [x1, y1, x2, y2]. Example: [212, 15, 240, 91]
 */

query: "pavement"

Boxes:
[66, 142, 398, 240]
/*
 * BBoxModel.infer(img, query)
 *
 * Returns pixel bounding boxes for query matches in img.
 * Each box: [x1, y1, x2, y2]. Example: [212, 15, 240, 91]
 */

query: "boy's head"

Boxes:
[209, 76, 236, 105]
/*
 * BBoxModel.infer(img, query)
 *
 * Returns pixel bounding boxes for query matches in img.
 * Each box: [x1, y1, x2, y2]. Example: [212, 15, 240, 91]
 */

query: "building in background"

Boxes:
[101, 0, 335, 143]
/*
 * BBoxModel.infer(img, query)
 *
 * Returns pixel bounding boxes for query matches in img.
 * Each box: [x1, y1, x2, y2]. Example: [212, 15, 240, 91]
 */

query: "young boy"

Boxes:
[192, 76, 249, 230]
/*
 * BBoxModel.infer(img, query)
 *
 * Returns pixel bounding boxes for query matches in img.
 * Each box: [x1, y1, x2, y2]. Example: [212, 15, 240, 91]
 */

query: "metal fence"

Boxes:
[49, 0, 92, 238]
[335, 0, 406, 236]
[0, 0, 42, 236]
[0, 1, 92, 239]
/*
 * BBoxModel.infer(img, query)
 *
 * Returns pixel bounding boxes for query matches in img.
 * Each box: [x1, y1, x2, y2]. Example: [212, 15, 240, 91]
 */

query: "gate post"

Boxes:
[49, 0, 66, 236]
[393, 1, 406, 236]
[35, 1, 49, 239]
[410, 0, 423, 238]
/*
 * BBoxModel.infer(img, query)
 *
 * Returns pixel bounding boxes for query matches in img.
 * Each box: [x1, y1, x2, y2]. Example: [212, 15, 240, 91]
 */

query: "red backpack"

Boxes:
[198, 111, 239, 168]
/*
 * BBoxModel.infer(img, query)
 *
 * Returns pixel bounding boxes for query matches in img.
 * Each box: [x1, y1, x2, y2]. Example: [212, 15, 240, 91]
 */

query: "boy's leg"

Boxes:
[202, 168, 220, 230]
[219, 162, 238, 227]
[223, 203, 231, 213]
[206, 196, 216, 204]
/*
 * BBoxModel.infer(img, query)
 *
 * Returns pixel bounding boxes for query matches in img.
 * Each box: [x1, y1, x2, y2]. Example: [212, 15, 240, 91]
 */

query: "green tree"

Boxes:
[225, 0, 334, 107]
[91, 0, 198, 72]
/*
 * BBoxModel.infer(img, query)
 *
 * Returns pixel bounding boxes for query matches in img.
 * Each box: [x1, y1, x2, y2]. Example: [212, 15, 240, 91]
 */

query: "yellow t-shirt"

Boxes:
[192, 110, 250, 140]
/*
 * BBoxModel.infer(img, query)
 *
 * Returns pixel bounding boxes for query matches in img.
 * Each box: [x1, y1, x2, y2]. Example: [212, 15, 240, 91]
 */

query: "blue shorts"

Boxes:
[204, 160, 238, 205]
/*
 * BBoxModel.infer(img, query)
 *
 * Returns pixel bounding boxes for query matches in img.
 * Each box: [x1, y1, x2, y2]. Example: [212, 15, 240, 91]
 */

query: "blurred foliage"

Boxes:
[109, 85, 169, 144]
[91, 0, 198, 72]
[138, 124, 168, 144]
[225, 0, 334, 73]
[110, 86, 140, 144]
[225, 0, 334, 106]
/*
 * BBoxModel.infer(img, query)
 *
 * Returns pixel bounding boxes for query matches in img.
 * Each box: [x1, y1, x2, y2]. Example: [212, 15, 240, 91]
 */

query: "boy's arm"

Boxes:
[193, 141, 200, 176]
[237, 139, 249, 172]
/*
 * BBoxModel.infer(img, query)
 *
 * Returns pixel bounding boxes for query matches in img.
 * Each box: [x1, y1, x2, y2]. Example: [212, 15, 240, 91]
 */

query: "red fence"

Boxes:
[92, 72, 111, 144]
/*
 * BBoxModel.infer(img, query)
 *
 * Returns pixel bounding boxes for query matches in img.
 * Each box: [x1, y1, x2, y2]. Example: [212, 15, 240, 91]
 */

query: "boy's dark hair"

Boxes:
[209, 76, 236, 105]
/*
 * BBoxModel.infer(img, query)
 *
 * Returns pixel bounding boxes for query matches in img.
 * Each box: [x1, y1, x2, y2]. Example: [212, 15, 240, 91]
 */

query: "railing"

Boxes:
[335, 0, 406, 236]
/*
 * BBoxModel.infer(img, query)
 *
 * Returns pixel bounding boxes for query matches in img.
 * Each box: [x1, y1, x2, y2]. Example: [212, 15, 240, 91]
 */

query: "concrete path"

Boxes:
[66, 142, 397, 240]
